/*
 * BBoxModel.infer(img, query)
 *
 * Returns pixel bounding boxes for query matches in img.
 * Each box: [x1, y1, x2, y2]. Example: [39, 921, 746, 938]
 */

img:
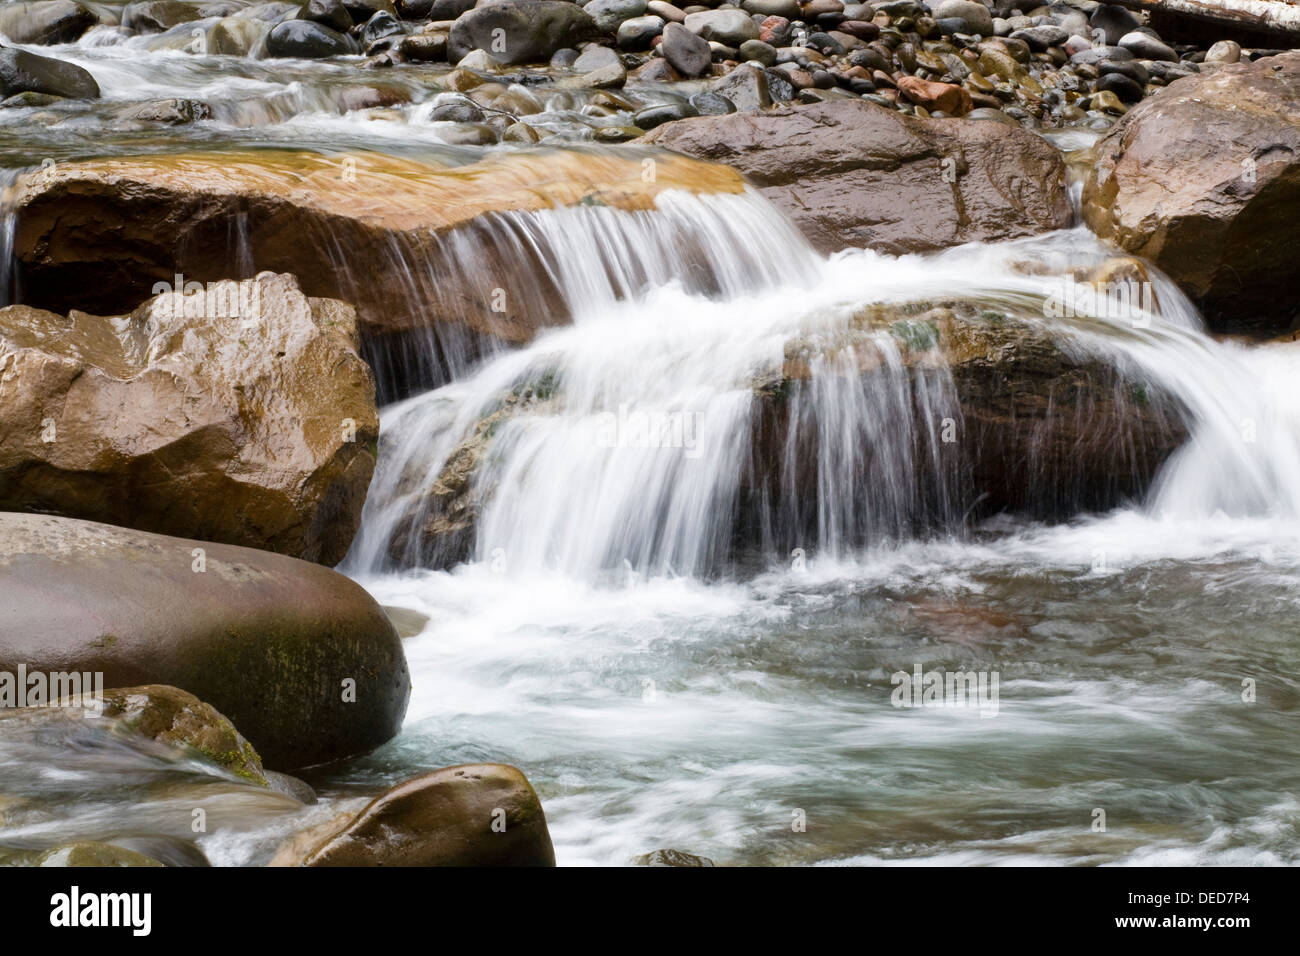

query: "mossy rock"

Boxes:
[101, 685, 268, 786]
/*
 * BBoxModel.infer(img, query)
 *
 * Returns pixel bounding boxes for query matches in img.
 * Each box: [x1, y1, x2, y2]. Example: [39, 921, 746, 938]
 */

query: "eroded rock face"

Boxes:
[0, 512, 410, 770]
[644, 99, 1073, 255]
[8, 149, 746, 381]
[1082, 52, 1300, 333]
[301, 764, 556, 866]
[0, 273, 377, 566]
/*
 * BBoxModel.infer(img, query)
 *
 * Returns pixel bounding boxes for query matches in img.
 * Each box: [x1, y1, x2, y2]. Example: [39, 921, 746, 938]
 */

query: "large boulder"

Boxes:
[0, 273, 378, 566]
[448, 0, 599, 66]
[0, 1, 98, 44]
[644, 99, 1072, 255]
[1082, 52, 1300, 333]
[0, 46, 99, 99]
[301, 764, 556, 866]
[8, 150, 746, 395]
[0, 512, 410, 770]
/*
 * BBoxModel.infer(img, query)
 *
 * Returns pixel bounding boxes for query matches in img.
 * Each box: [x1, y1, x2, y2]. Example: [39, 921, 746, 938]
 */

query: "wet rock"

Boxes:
[395, 0, 434, 16]
[931, 0, 991, 36]
[428, 0, 476, 17]
[0, 90, 64, 108]
[448, 0, 599, 66]
[1204, 40, 1240, 65]
[738, 37, 774, 64]
[0, 47, 99, 99]
[100, 685, 268, 785]
[429, 97, 483, 122]
[361, 9, 405, 46]
[38, 843, 164, 867]
[661, 20, 711, 77]
[0, 273, 378, 565]
[343, 0, 397, 20]
[586, 0, 646, 33]
[1095, 69, 1141, 102]
[122, 0, 200, 33]
[502, 121, 540, 142]
[686, 90, 732, 115]
[399, 31, 447, 60]
[10, 150, 745, 348]
[301, 764, 555, 866]
[631, 848, 716, 866]
[1009, 24, 1067, 51]
[965, 105, 1018, 124]
[208, 15, 266, 55]
[1083, 51, 1300, 332]
[897, 74, 971, 114]
[1117, 30, 1175, 62]
[684, 8, 758, 46]
[618, 14, 664, 48]
[710, 62, 770, 110]
[267, 18, 360, 57]
[1087, 3, 1139, 45]
[633, 99, 695, 128]
[751, 299, 1189, 526]
[1089, 88, 1125, 113]
[383, 605, 432, 638]
[122, 97, 212, 123]
[644, 99, 1071, 255]
[265, 770, 318, 804]
[0, 512, 411, 770]
[300, 0, 353, 31]
[647, 0, 685, 22]
[0, 0, 97, 44]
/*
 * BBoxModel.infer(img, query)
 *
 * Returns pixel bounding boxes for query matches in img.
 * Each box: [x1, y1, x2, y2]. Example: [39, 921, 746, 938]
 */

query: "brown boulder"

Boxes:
[7, 149, 745, 386]
[643, 99, 1072, 255]
[0, 512, 410, 770]
[301, 764, 555, 866]
[0, 273, 376, 565]
[1082, 52, 1300, 333]
[896, 75, 973, 115]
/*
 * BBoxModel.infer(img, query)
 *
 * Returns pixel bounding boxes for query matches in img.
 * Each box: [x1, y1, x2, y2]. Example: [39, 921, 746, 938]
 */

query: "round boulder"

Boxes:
[0, 513, 411, 770]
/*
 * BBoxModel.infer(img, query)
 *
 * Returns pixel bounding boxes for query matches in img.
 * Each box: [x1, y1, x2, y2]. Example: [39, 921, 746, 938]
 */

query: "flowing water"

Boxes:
[1, 25, 1298, 867]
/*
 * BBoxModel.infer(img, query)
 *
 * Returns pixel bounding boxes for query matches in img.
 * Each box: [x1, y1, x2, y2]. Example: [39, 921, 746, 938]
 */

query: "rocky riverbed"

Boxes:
[0, 0, 1298, 868]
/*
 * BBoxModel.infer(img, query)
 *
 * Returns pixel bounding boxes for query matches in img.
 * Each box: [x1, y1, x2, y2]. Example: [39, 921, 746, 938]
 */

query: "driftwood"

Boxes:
[1106, 0, 1300, 45]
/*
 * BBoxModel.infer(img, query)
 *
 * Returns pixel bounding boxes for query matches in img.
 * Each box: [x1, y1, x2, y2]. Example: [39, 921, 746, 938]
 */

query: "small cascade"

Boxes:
[348, 186, 1292, 580]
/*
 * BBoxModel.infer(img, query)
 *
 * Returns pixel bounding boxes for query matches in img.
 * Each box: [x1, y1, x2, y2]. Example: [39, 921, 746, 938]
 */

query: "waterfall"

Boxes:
[347, 186, 1300, 580]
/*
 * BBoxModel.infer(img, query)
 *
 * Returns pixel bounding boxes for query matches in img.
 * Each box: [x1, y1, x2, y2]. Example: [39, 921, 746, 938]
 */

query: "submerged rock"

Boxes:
[644, 99, 1072, 255]
[300, 764, 555, 866]
[0, 273, 379, 565]
[1083, 51, 1300, 332]
[37, 843, 165, 867]
[631, 848, 716, 866]
[0, 512, 410, 770]
[100, 685, 269, 786]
